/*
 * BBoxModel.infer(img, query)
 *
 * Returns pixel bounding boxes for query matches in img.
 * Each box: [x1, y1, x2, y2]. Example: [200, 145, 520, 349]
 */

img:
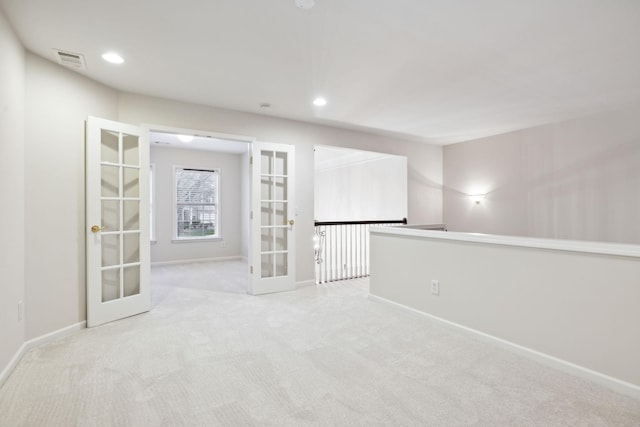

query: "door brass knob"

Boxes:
[91, 225, 106, 233]
[289, 219, 295, 226]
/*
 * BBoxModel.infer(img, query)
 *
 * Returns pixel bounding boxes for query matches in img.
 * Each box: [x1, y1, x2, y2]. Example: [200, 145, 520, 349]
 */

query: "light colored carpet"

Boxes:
[1, 260, 639, 426]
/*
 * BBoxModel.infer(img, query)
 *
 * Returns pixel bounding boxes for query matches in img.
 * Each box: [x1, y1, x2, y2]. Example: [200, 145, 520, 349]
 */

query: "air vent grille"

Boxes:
[54, 49, 86, 70]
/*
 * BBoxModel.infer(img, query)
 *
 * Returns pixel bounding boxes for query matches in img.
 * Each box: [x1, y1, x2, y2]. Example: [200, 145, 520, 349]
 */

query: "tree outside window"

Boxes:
[175, 168, 219, 239]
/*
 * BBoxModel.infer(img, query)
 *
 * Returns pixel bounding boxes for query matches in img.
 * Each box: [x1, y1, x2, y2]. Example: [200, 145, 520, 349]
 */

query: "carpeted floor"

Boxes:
[1, 260, 639, 426]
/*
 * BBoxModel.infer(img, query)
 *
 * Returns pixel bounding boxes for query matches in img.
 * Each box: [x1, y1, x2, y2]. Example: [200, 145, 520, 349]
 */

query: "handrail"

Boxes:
[314, 218, 407, 226]
[313, 218, 408, 284]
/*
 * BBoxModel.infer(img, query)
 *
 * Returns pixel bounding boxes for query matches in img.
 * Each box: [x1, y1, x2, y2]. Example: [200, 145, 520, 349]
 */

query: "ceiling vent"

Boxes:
[54, 49, 86, 70]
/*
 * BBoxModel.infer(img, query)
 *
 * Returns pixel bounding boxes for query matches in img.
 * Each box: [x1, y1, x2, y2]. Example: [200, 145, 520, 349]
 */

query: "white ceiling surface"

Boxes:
[3, 0, 640, 145]
[315, 145, 400, 171]
[150, 132, 248, 154]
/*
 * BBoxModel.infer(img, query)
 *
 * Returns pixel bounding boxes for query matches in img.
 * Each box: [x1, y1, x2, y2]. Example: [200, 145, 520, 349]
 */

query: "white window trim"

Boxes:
[150, 163, 157, 244]
[172, 165, 221, 242]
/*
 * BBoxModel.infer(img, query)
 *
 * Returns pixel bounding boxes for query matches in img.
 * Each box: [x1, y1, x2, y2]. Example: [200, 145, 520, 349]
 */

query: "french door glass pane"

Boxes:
[96, 124, 144, 313]
[101, 234, 120, 267]
[261, 176, 273, 200]
[123, 200, 140, 230]
[123, 168, 139, 198]
[275, 177, 287, 200]
[261, 254, 274, 278]
[261, 227, 274, 251]
[101, 130, 119, 164]
[275, 202, 287, 225]
[101, 165, 119, 197]
[122, 134, 139, 165]
[102, 269, 120, 302]
[123, 265, 140, 297]
[123, 233, 140, 264]
[275, 152, 287, 175]
[275, 253, 288, 277]
[261, 202, 273, 225]
[102, 200, 120, 231]
[261, 151, 273, 174]
[275, 227, 287, 251]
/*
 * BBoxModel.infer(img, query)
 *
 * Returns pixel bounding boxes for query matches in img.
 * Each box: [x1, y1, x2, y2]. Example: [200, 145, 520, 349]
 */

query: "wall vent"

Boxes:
[54, 49, 86, 70]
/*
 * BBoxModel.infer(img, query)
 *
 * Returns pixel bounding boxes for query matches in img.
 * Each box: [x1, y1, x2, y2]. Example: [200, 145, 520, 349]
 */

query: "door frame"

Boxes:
[141, 124, 256, 290]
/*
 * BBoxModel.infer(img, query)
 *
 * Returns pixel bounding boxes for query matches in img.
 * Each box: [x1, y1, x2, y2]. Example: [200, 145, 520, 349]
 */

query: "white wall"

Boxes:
[443, 107, 640, 243]
[0, 9, 25, 377]
[315, 147, 408, 221]
[119, 93, 443, 283]
[370, 231, 640, 391]
[150, 146, 243, 263]
[24, 53, 118, 339]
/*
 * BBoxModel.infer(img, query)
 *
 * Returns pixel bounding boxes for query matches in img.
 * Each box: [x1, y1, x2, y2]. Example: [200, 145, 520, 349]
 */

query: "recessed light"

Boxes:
[295, 0, 315, 10]
[313, 97, 327, 107]
[177, 135, 194, 143]
[102, 52, 124, 64]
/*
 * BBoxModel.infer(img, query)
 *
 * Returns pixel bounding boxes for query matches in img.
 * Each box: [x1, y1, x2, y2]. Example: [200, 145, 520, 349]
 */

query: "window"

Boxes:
[174, 167, 219, 240]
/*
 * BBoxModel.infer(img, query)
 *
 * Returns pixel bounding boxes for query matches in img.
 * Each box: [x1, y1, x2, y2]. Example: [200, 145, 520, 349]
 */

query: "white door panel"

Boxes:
[250, 142, 296, 295]
[86, 116, 150, 327]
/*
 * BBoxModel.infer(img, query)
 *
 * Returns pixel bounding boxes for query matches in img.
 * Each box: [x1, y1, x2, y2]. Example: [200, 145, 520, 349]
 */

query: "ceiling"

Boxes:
[150, 131, 248, 153]
[315, 145, 400, 171]
[2, 0, 640, 145]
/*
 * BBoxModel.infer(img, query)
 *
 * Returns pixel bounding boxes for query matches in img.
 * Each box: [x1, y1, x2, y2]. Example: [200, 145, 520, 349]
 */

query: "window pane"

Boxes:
[175, 168, 219, 239]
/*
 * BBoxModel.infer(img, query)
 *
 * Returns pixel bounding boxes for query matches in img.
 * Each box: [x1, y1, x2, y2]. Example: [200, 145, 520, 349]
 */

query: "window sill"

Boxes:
[172, 237, 223, 244]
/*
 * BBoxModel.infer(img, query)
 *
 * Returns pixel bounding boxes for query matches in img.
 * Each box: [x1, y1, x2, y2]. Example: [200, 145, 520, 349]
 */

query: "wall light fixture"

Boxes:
[469, 194, 486, 204]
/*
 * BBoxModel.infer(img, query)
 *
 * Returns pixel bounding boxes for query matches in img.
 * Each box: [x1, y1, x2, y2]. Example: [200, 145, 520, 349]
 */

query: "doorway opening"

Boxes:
[313, 145, 408, 283]
[148, 128, 251, 304]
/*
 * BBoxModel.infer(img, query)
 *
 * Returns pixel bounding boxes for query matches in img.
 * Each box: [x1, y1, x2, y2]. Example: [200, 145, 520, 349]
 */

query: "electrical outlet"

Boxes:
[18, 301, 24, 321]
[431, 280, 440, 296]
[221, 240, 226, 248]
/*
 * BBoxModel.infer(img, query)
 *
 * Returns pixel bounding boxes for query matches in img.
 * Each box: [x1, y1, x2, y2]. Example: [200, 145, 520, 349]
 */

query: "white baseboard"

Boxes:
[0, 342, 27, 389]
[368, 293, 640, 400]
[151, 255, 244, 267]
[296, 279, 316, 289]
[0, 321, 86, 388]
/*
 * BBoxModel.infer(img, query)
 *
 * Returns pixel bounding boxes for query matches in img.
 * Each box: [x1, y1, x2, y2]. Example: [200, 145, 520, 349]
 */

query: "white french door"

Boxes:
[249, 142, 296, 295]
[86, 116, 150, 327]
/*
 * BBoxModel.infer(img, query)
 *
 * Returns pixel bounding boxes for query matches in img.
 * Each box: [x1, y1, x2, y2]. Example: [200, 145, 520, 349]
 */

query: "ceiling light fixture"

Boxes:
[313, 97, 327, 107]
[102, 52, 124, 64]
[177, 135, 194, 143]
[295, 0, 315, 10]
